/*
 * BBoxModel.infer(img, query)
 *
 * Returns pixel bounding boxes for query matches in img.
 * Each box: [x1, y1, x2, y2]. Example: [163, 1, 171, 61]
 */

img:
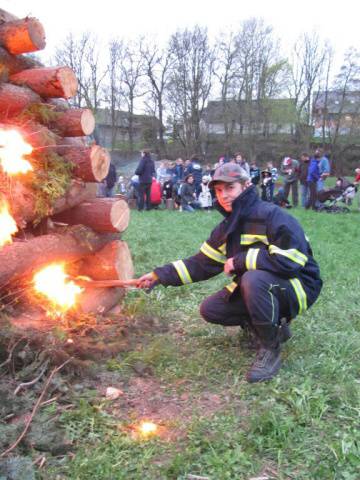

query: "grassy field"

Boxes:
[46, 204, 360, 480]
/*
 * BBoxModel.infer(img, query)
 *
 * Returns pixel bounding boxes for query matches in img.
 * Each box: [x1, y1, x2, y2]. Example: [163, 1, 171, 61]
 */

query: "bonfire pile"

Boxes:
[0, 8, 133, 321]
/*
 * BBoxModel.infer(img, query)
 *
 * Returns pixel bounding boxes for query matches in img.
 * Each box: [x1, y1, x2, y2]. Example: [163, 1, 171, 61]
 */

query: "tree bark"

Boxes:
[20, 122, 60, 150]
[77, 287, 125, 315]
[56, 136, 88, 155]
[0, 46, 42, 76]
[53, 108, 95, 137]
[0, 17, 45, 54]
[51, 198, 130, 233]
[10, 67, 78, 99]
[0, 225, 114, 288]
[0, 83, 41, 117]
[61, 145, 110, 182]
[78, 240, 134, 281]
[0, 8, 18, 23]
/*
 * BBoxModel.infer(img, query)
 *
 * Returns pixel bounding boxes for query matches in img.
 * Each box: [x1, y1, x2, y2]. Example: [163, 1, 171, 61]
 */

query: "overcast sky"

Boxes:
[4, 0, 360, 69]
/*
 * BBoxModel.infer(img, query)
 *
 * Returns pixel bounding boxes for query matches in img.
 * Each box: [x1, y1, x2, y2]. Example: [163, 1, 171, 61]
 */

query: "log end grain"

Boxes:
[57, 67, 78, 99]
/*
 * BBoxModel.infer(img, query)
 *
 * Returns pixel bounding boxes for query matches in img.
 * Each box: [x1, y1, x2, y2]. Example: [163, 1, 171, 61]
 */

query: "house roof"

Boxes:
[313, 91, 360, 114]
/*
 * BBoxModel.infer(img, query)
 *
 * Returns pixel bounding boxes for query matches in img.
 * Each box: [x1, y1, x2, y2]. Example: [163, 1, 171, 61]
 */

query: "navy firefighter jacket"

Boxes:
[154, 185, 322, 318]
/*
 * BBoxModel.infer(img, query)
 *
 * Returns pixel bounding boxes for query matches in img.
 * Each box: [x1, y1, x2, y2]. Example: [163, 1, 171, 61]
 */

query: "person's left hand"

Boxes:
[136, 272, 159, 289]
[224, 257, 235, 276]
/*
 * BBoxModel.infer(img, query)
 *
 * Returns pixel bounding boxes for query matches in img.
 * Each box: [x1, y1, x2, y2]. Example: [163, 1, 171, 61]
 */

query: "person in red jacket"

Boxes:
[150, 177, 162, 208]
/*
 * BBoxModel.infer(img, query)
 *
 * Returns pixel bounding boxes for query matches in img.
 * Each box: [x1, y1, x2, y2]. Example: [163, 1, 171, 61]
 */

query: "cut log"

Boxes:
[51, 198, 130, 233]
[62, 145, 110, 182]
[53, 181, 97, 215]
[10, 67, 78, 99]
[0, 46, 43, 76]
[0, 8, 18, 24]
[18, 122, 60, 150]
[2, 179, 97, 228]
[0, 83, 41, 117]
[77, 287, 124, 315]
[79, 240, 134, 281]
[0, 17, 45, 54]
[46, 98, 70, 111]
[0, 225, 115, 288]
[56, 136, 88, 155]
[53, 108, 95, 137]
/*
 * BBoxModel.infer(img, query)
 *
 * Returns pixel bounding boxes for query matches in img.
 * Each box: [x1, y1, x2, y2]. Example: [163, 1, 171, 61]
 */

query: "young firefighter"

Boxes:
[137, 164, 322, 383]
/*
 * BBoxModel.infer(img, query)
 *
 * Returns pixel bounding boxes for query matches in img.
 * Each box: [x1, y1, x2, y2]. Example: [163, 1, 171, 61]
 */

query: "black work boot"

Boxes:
[279, 320, 292, 344]
[246, 346, 281, 383]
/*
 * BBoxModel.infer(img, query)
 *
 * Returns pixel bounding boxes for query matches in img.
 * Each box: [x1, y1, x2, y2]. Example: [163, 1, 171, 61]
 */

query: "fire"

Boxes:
[0, 129, 33, 175]
[0, 202, 18, 247]
[33, 264, 82, 312]
[138, 421, 158, 438]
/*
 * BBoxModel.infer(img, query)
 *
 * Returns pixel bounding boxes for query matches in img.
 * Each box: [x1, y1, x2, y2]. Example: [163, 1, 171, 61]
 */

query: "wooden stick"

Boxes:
[75, 277, 139, 289]
[13, 359, 50, 396]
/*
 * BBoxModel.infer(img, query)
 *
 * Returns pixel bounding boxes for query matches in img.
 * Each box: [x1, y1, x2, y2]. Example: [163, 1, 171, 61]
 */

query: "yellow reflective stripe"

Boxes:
[289, 278, 308, 314]
[269, 245, 308, 267]
[218, 243, 226, 255]
[200, 242, 226, 264]
[245, 248, 259, 270]
[225, 281, 238, 293]
[241, 234, 269, 245]
[172, 260, 192, 284]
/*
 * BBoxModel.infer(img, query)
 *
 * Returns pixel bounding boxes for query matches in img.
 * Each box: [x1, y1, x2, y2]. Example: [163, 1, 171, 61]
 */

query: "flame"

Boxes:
[0, 202, 18, 247]
[33, 264, 82, 312]
[0, 129, 33, 175]
[138, 421, 158, 438]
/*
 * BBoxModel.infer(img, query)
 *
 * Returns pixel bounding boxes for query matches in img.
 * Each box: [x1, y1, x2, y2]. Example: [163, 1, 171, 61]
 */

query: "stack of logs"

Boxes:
[0, 8, 133, 319]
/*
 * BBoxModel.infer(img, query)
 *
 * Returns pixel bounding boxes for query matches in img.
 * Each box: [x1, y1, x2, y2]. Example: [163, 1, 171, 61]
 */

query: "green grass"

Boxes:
[43, 205, 360, 480]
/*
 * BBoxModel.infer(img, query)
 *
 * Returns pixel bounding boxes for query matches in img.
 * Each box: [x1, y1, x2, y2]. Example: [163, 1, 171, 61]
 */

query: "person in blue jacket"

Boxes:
[306, 152, 321, 210]
[137, 163, 322, 383]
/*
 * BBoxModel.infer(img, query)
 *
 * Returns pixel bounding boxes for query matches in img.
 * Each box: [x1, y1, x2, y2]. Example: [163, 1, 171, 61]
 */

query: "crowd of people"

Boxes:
[99, 148, 359, 212]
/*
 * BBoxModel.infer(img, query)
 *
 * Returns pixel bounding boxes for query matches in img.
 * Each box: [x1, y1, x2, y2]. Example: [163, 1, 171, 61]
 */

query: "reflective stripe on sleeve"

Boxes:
[240, 234, 269, 245]
[245, 248, 259, 270]
[289, 278, 308, 314]
[225, 281, 238, 293]
[218, 243, 227, 255]
[172, 260, 192, 284]
[269, 245, 308, 266]
[200, 242, 226, 264]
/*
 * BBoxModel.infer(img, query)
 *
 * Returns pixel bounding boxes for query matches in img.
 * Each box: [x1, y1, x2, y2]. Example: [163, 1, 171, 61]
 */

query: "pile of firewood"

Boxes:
[0, 8, 133, 321]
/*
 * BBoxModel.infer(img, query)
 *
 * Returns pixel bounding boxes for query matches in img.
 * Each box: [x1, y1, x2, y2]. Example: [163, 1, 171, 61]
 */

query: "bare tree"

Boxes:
[105, 39, 124, 150]
[141, 40, 174, 155]
[53, 32, 107, 111]
[118, 39, 146, 153]
[213, 31, 240, 143]
[328, 48, 360, 172]
[289, 32, 331, 145]
[230, 18, 289, 156]
[167, 26, 215, 155]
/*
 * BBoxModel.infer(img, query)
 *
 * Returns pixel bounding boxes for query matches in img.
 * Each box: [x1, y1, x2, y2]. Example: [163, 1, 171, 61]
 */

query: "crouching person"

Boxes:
[137, 163, 322, 383]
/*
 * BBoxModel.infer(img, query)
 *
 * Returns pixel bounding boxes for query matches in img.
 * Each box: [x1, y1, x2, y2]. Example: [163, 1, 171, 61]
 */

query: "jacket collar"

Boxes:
[216, 185, 260, 235]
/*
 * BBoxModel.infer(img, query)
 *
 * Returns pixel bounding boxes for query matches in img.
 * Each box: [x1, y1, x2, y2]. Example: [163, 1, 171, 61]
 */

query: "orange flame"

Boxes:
[33, 264, 82, 313]
[0, 129, 33, 175]
[138, 421, 158, 438]
[0, 202, 18, 248]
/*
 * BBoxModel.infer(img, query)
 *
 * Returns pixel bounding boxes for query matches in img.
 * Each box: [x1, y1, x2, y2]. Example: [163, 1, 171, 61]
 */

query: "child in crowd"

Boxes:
[260, 170, 273, 202]
[198, 175, 212, 211]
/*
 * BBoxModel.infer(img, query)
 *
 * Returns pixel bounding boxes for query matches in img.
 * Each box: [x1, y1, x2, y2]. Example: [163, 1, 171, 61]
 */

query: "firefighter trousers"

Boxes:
[200, 270, 298, 347]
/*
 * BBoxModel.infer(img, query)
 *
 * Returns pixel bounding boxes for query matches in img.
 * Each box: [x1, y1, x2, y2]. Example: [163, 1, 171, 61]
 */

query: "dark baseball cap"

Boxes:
[209, 163, 249, 188]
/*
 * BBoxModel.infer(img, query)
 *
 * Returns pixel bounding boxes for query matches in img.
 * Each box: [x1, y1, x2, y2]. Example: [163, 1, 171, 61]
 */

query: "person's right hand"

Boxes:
[136, 272, 159, 290]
